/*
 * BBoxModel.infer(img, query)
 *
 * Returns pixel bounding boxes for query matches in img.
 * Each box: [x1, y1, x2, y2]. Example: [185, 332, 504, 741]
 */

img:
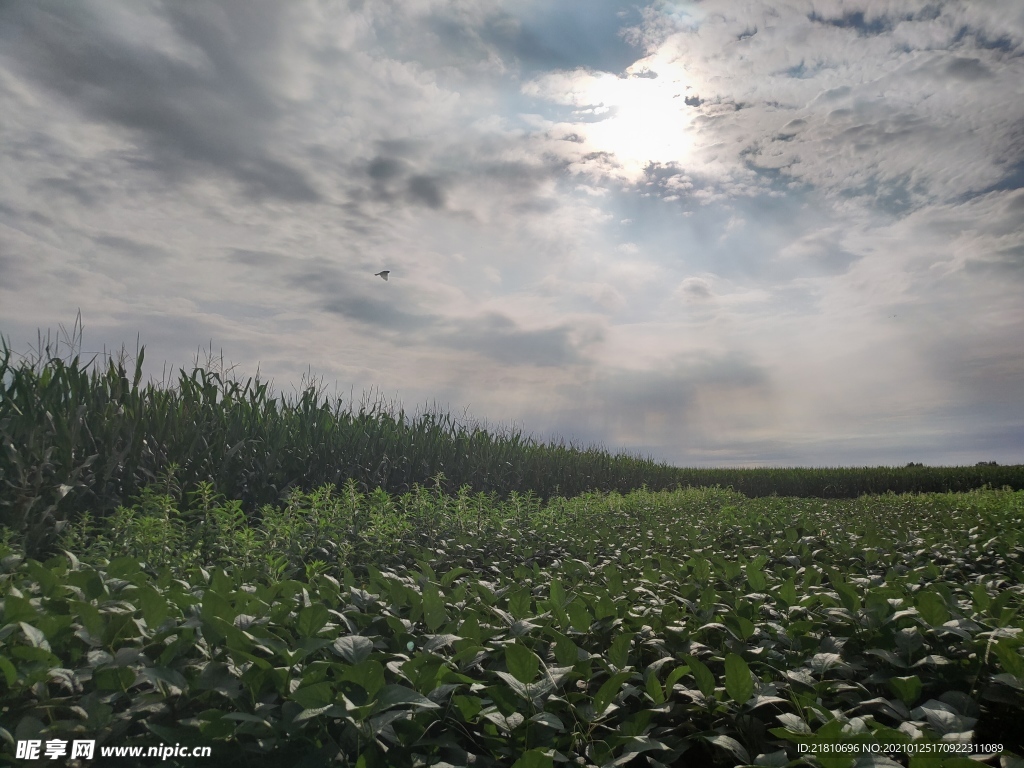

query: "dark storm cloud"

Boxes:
[93, 234, 170, 262]
[322, 295, 430, 336]
[600, 354, 770, 421]
[407, 175, 446, 209]
[367, 157, 407, 182]
[945, 57, 994, 81]
[316, 281, 595, 366]
[227, 248, 285, 268]
[2, 1, 319, 202]
[445, 313, 593, 368]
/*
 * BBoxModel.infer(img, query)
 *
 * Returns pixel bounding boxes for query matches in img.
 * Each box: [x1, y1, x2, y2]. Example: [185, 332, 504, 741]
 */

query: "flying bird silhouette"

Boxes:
[374, 270, 390, 281]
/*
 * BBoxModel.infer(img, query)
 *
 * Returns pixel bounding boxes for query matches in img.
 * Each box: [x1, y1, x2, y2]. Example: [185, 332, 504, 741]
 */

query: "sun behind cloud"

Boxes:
[525, 56, 698, 181]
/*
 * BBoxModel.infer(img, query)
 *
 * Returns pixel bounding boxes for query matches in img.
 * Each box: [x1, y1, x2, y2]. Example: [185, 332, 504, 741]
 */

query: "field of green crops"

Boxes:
[3, 481, 1024, 767]
[2, 335, 1022, 560]
[3, 332, 1024, 766]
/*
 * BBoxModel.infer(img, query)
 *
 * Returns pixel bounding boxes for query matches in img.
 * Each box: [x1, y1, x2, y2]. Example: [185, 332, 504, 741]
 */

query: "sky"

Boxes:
[1, 0, 1023, 468]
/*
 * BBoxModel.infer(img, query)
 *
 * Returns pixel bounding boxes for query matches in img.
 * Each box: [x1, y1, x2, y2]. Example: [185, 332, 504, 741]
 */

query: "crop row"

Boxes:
[3, 334, 1022, 558]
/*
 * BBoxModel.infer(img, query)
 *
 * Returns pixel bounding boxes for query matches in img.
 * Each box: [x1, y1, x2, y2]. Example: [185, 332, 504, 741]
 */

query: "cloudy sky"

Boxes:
[2, 0, 1023, 467]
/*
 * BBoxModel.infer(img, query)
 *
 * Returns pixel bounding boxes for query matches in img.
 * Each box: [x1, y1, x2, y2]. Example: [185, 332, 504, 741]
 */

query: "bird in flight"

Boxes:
[374, 270, 390, 281]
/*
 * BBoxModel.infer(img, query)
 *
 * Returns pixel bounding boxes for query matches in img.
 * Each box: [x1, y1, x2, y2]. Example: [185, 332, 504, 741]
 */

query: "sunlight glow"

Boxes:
[530, 61, 698, 181]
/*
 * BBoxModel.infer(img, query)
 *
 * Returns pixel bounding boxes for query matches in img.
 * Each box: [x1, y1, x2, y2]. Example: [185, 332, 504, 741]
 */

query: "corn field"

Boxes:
[1, 331, 1021, 559]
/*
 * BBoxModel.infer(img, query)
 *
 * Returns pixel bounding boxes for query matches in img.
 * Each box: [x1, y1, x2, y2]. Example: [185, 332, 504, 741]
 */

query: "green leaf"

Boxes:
[0, 655, 17, 687]
[993, 641, 1024, 678]
[19, 622, 50, 651]
[663, 664, 689, 693]
[333, 635, 374, 665]
[290, 681, 334, 710]
[511, 749, 554, 768]
[746, 565, 767, 592]
[705, 734, 750, 765]
[505, 642, 540, 684]
[971, 583, 991, 612]
[593, 670, 632, 716]
[25, 561, 59, 597]
[550, 578, 567, 608]
[107, 556, 142, 579]
[422, 583, 447, 634]
[683, 655, 715, 699]
[139, 666, 188, 696]
[888, 675, 922, 706]
[201, 588, 234, 624]
[566, 599, 592, 633]
[452, 694, 483, 721]
[645, 671, 665, 704]
[136, 586, 169, 628]
[916, 591, 949, 626]
[343, 660, 386, 699]
[608, 632, 634, 670]
[94, 666, 135, 691]
[553, 634, 579, 666]
[440, 567, 471, 587]
[372, 684, 441, 713]
[724, 653, 753, 706]
[509, 588, 532, 620]
[827, 569, 860, 611]
[296, 604, 329, 637]
[778, 579, 798, 607]
[2, 595, 38, 624]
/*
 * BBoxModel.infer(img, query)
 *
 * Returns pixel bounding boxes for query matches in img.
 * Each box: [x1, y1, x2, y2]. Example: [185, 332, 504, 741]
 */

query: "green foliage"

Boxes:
[4, 327, 1023, 558]
[2, 485, 1022, 765]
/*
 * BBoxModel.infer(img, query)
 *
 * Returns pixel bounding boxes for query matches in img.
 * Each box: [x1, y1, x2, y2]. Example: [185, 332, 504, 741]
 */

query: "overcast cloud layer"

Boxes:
[2, 0, 1022, 466]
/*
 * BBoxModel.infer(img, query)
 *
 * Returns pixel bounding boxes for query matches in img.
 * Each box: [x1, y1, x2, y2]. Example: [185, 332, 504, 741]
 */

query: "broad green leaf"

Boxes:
[993, 642, 1024, 678]
[505, 642, 540, 684]
[296, 604, 329, 637]
[645, 671, 665, 704]
[593, 670, 632, 716]
[608, 632, 634, 670]
[888, 675, 922, 706]
[566, 599, 592, 633]
[509, 588, 532, 620]
[135, 586, 169, 628]
[343, 660, 386, 699]
[553, 634, 579, 666]
[778, 579, 798, 607]
[724, 653, 753, 706]
[290, 681, 334, 709]
[139, 667, 188, 696]
[0, 655, 16, 687]
[201, 588, 234, 624]
[746, 565, 767, 592]
[663, 664, 690, 696]
[452, 694, 483, 720]
[530, 712, 565, 731]
[683, 655, 715, 698]
[440, 567, 471, 587]
[422, 583, 447, 634]
[971, 583, 991, 612]
[19, 623, 49, 651]
[3, 595, 37, 624]
[333, 635, 374, 665]
[594, 592, 617, 620]
[94, 666, 135, 691]
[705, 734, 749, 765]
[372, 684, 441, 712]
[916, 591, 949, 626]
[550, 578, 567, 608]
[511, 749, 554, 768]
